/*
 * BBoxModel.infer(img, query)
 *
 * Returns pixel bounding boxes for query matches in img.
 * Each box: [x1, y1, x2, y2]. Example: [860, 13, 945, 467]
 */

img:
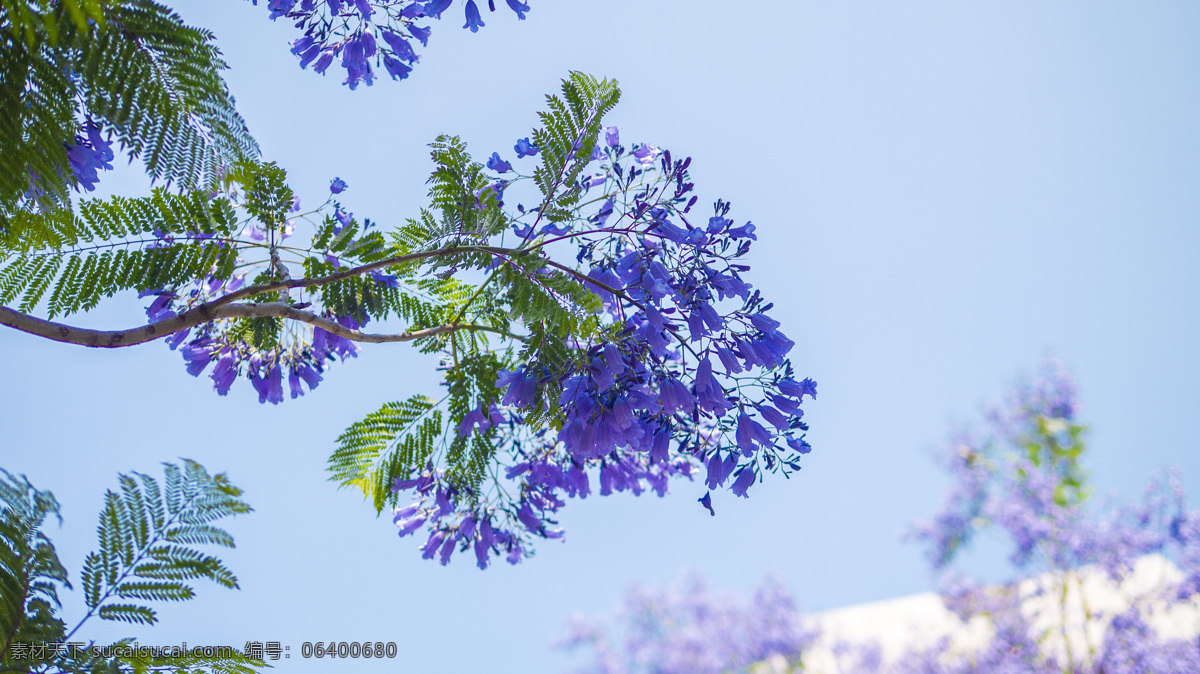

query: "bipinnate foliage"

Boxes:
[531, 74, 620, 222]
[81, 460, 248, 626]
[0, 461, 262, 674]
[0, 469, 69, 659]
[332, 395, 442, 513]
[0, 0, 257, 216]
[0, 189, 239, 316]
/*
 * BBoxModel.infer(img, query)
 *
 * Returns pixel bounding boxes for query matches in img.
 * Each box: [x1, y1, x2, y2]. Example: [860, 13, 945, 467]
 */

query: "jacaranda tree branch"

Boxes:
[0, 302, 511, 348]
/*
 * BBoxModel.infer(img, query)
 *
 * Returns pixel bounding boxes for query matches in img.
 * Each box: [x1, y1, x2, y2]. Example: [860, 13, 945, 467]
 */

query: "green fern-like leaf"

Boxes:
[0, 468, 70, 665]
[531, 73, 621, 215]
[83, 460, 248, 628]
[0, 188, 239, 317]
[330, 395, 443, 512]
[97, 603, 156, 625]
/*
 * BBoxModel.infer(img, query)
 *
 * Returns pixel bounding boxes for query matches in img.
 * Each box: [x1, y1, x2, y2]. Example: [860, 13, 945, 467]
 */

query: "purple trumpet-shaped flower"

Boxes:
[313, 50, 335, 74]
[596, 199, 614, 226]
[165, 328, 190, 350]
[313, 322, 360, 361]
[778, 377, 818, 400]
[409, 23, 432, 46]
[290, 35, 315, 56]
[632, 144, 659, 166]
[381, 30, 419, 62]
[459, 514, 477, 540]
[506, 538, 523, 565]
[497, 367, 537, 408]
[266, 363, 285, 405]
[463, 0, 485, 31]
[514, 137, 539, 158]
[383, 57, 412, 81]
[699, 491, 716, 516]
[393, 503, 420, 521]
[64, 122, 115, 192]
[770, 394, 803, 416]
[727, 221, 757, 240]
[268, 0, 298, 19]
[475, 517, 495, 569]
[145, 292, 176, 322]
[248, 368, 269, 404]
[605, 125, 620, 147]
[487, 152, 512, 173]
[295, 362, 322, 390]
[438, 535, 456, 564]
[424, 0, 451, 19]
[787, 436, 816, 450]
[750, 313, 781, 335]
[716, 347, 744, 375]
[435, 487, 454, 517]
[288, 368, 304, 398]
[297, 44, 321, 69]
[421, 530, 446, 559]
[732, 412, 773, 453]
[735, 413, 756, 453]
[396, 514, 427, 537]
[730, 466, 756, 498]
[706, 452, 737, 490]
[457, 405, 492, 437]
[330, 177, 347, 193]
[181, 343, 214, 377]
[211, 355, 237, 395]
[506, 0, 530, 19]
[517, 502, 541, 533]
[340, 34, 375, 89]
[758, 405, 790, 432]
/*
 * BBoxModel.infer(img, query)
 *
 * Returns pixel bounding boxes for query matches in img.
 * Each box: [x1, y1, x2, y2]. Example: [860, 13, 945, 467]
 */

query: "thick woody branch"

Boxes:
[0, 302, 514, 349]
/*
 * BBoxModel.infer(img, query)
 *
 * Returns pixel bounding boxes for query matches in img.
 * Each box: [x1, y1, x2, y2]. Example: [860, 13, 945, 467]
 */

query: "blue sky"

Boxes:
[2, 1, 1198, 671]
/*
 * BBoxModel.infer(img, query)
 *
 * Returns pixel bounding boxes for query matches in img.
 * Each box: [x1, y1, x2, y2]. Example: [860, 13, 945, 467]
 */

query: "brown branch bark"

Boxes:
[0, 302, 510, 348]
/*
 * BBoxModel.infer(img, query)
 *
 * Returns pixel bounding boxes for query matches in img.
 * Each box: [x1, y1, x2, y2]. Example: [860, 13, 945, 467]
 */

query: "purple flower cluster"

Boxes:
[137, 188, 381, 403]
[531, 129, 815, 501]
[557, 574, 816, 674]
[63, 121, 114, 192]
[250, 0, 530, 87]
[391, 459, 561, 569]
[146, 263, 364, 403]
[389, 411, 701, 567]
[388, 123, 817, 564]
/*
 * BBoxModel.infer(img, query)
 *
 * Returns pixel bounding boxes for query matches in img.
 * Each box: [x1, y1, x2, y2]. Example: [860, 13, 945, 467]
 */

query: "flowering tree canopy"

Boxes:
[900, 360, 1200, 673]
[558, 575, 815, 674]
[0, 2, 817, 567]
